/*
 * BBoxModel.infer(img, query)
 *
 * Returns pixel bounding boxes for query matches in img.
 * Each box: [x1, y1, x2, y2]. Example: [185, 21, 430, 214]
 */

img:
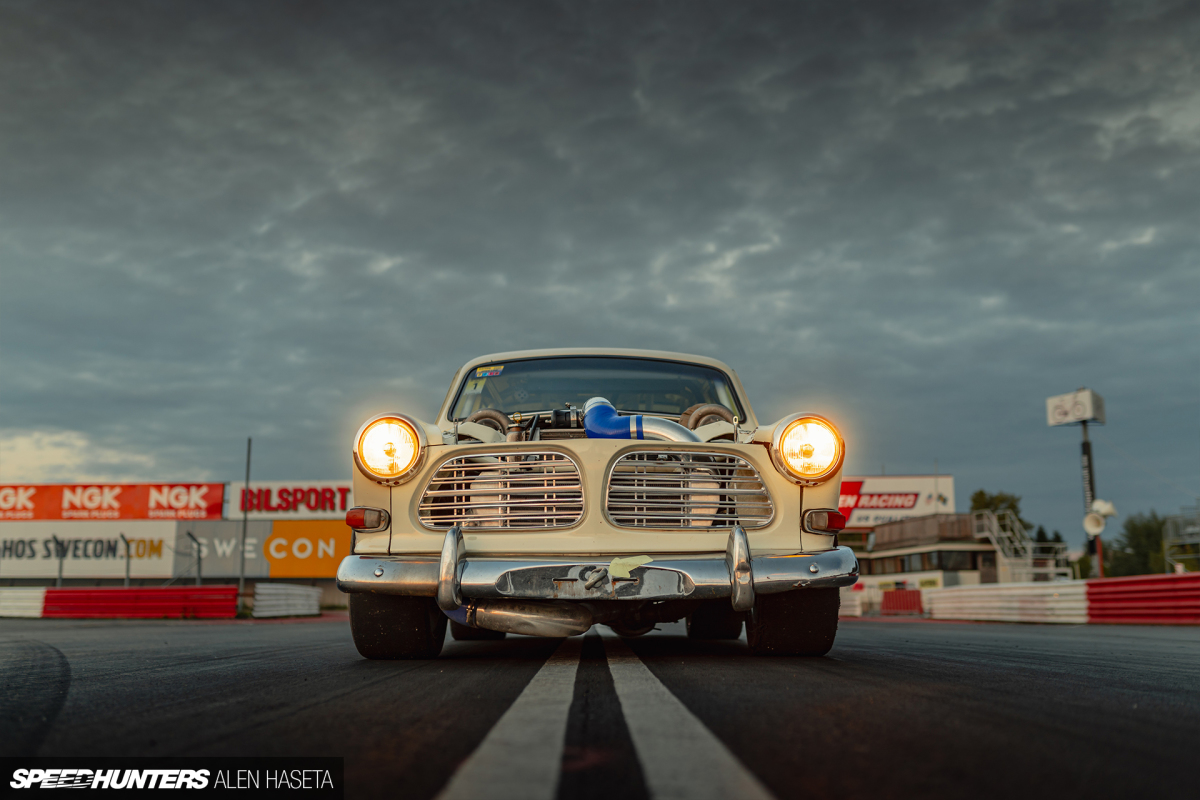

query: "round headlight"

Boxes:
[771, 414, 844, 484]
[353, 413, 427, 484]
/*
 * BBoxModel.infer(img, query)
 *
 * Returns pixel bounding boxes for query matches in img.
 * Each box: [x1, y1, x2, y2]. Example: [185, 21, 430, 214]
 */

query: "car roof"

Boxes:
[435, 348, 757, 427]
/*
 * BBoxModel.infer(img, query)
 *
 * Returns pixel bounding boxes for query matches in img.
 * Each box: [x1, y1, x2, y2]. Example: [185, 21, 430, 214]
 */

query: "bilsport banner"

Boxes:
[233, 482, 353, 520]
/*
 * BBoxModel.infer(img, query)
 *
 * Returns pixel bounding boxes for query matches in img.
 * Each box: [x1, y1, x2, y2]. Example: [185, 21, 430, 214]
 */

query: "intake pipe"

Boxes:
[583, 397, 701, 442]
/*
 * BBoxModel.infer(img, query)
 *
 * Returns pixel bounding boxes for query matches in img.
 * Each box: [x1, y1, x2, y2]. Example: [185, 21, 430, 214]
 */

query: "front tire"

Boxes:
[349, 593, 447, 659]
[746, 588, 840, 656]
[450, 620, 507, 641]
[686, 601, 744, 640]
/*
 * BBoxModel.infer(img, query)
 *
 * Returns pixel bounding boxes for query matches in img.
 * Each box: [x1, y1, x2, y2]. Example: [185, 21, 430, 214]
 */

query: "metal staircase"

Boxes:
[972, 510, 1072, 582]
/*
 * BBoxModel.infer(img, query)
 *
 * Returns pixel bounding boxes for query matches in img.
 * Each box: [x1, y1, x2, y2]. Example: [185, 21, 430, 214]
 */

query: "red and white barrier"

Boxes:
[923, 573, 1200, 625]
[0, 587, 47, 617]
[0, 586, 237, 619]
[1087, 573, 1200, 625]
[923, 583, 1087, 624]
[881, 588, 924, 616]
[839, 587, 863, 617]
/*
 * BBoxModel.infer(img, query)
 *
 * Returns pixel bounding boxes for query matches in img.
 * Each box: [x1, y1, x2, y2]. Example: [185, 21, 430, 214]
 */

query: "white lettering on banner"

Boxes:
[0, 486, 35, 510]
[318, 539, 334, 558]
[292, 538, 313, 559]
[856, 493, 918, 509]
[269, 538, 288, 559]
[213, 538, 237, 558]
[149, 485, 209, 510]
[62, 486, 121, 510]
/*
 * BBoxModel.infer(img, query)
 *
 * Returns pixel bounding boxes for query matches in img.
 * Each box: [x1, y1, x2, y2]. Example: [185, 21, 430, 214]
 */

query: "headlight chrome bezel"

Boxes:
[353, 412, 428, 485]
[770, 413, 845, 486]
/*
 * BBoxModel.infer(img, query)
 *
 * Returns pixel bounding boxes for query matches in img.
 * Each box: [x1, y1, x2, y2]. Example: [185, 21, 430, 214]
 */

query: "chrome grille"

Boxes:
[418, 452, 583, 529]
[606, 451, 773, 529]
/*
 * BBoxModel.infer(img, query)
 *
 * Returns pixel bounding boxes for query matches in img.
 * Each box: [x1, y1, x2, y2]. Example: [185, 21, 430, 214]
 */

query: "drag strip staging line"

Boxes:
[602, 634, 775, 800]
[436, 633, 773, 800]
[437, 637, 582, 800]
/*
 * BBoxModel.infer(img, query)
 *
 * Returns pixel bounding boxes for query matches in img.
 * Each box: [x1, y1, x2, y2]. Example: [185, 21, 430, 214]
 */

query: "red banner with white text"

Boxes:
[0, 484, 225, 521]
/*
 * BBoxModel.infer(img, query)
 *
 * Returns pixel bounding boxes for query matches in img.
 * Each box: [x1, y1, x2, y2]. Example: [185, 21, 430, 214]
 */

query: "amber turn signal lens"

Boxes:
[346, 507, 388, 530]
[805, 509, 847, 532]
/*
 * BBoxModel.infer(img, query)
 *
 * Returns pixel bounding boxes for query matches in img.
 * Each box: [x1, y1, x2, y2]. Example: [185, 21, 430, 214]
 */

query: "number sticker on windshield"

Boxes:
[475, 365, 504, 378]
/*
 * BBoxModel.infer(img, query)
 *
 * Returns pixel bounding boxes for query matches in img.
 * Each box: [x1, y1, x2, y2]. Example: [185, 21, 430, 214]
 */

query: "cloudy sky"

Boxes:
[1, 0, 1198, 546]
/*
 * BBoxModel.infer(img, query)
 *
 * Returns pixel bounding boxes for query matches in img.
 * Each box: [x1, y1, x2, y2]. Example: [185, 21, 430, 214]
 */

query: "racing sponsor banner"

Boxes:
[0, 520, 349, 580]
[838, 475, 955, 528]
[0, 483, 224, 521]
[0, 521, 176, 579]
[263, 520, 352, 578]
[169, 521, 273, 579]
[234, 482, 352, 520]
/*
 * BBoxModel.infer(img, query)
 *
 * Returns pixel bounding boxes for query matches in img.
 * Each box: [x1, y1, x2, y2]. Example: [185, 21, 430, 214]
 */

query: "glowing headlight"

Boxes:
[771, 414, 844, 484]
[353, 413, 426, 484]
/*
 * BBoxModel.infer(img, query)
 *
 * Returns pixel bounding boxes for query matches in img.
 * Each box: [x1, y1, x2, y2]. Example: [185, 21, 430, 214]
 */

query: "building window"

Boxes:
[938, 551, 973, 571]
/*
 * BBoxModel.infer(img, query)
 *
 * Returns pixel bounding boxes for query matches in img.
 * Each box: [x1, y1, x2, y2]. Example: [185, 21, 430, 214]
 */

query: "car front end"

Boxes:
[337, 349, 859, 657]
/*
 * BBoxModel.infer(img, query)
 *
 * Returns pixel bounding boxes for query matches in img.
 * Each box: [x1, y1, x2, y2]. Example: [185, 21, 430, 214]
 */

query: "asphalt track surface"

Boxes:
[2, 614, 1198, 799]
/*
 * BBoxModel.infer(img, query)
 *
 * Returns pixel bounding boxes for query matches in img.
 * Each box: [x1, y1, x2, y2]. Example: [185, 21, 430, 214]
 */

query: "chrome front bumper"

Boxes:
[337, 526, 858, 608]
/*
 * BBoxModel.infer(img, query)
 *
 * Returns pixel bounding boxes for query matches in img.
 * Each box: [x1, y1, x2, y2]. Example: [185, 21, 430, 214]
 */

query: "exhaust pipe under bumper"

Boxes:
[444, 598, 593, 637]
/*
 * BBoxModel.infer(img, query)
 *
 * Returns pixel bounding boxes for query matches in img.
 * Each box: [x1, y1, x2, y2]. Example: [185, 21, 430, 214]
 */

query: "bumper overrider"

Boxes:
[338, 526, 859, 637]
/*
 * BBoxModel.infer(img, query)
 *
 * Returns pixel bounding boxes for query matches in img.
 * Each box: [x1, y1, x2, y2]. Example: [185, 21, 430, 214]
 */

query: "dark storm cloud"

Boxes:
[2, 0, 1198, 543]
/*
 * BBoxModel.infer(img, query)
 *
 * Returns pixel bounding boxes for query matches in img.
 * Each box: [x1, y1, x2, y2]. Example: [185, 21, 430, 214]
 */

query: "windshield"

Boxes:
[448, 357, 743, 421]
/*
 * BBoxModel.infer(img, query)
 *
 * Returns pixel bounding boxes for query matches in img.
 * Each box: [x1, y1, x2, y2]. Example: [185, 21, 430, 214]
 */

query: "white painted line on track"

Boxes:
[602, 634, 777, 800]
[436, 636, 582, 800]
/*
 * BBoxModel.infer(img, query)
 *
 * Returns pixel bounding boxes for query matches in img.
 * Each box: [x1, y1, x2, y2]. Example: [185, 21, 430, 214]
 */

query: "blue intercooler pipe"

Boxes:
[583, 397, 701, 442]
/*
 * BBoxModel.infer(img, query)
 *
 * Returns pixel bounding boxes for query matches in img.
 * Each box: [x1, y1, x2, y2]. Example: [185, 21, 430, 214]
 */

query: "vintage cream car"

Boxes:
[337, 349, 858, 658]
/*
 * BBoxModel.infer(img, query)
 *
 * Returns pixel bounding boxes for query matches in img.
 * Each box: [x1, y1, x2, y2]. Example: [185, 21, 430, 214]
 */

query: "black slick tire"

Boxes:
[349, 593, 447, 659]
[686, 601, 744, 640]
[746, 588, 840, 656]
[450, 620, 507, 641]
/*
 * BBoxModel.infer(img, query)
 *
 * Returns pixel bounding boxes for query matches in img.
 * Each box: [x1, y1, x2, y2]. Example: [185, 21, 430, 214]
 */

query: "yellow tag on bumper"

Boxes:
[608, 555, 653, 579]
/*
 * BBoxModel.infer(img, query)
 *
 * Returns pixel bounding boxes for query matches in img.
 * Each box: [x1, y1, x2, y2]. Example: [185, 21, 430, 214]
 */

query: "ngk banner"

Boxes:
[235, 482, 353, 520]
[0, 484, 224, 521]
[0, 521, 175, 579]
[838, 475, 956, 528]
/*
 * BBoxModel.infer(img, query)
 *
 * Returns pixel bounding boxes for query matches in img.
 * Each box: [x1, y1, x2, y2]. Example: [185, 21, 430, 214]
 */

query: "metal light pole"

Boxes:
[238, 437, 251, 613]
[119, 533, 131, 587]
[185, 531, 202, 586]
[1080, 421, 1104, 578]
[53, 535, 65, 588]
[1047, 388, 1108, 579]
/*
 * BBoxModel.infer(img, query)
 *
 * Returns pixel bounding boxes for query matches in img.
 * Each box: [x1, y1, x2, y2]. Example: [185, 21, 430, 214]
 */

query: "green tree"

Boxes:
[970, 490, 1032, 530]
[1105, 512, 1166, 577]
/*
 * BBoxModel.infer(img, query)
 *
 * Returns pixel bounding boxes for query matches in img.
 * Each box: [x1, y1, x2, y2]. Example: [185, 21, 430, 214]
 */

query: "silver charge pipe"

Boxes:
[444, 599, 593, 637]
[437, 526, 595, 637]
[583, 397, 701, 442]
